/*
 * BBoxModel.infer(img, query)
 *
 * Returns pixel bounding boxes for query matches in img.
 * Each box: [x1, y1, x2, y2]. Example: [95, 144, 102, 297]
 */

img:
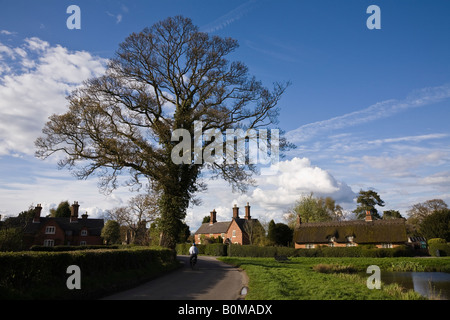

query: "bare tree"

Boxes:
[106, 192, 159, 244]
[35, 16, 291, 247]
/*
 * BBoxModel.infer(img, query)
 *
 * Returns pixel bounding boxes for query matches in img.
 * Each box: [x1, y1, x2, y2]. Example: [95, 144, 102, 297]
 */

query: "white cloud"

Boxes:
[0, 37, 107, 156]
[286, 83, 450, 145]
[249, 157, 355, 208]
[0, 30, 15, 35]
[361, 151, 447, 174]
[200, 0, 259, 33]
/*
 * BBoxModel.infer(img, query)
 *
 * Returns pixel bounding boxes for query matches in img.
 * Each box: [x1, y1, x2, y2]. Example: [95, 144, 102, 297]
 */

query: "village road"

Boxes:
[102, 255, 248, 300]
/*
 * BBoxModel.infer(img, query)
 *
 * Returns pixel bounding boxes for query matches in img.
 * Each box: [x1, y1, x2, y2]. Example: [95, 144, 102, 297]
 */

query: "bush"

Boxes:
[0, 247, 178, 299]
[294, 245, 414, 258]
[428, 238, 450, 257]
[204, 243, 227, 256]
[228, 245, 296, 257]
[30, 245, 119, 252]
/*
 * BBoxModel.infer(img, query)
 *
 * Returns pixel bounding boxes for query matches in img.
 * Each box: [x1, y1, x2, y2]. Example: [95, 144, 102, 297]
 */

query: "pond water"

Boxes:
[381, 271, 450, 300]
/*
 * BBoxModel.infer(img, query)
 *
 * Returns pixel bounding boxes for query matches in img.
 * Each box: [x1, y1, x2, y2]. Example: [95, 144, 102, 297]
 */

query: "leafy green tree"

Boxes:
[383, 210, 403, 219]
[267, 219, 276, 244]
[291, 193, 334, 223]
[353, 190, 384, 219]
[50, 201, 71, 218]
[419, 209, 450, 241]
[35, 16, 290, 248]
[101, 220, 121, 245]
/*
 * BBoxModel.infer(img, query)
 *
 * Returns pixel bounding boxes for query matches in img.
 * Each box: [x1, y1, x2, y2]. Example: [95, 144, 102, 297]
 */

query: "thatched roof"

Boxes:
[294, 219, 407, 244]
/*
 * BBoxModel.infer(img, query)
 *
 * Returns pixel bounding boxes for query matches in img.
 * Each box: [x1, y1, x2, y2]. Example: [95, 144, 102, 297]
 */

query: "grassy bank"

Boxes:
[219, 256, 450, 300]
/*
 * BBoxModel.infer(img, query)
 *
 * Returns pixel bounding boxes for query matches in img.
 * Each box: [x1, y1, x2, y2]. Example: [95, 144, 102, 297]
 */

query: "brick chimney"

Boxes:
[365, 210, 373, 222]
[70, 201, 80, 223]
[210, 209, 217, 225]
[296, 214, 302, 226]
[244, 202, 251, 220]
[232, 204, 239, 219]
[33, 204, 42, 223]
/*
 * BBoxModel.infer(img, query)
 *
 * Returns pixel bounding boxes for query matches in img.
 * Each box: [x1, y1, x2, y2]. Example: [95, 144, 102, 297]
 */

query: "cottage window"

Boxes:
[81, 229, 88, 236]
[232, 230, 236, 237]
[45, 226, 56, 234]
[80, 241, 87, 246]
[43, 239, 54, 247]
[346, 236, 354, 242]
[381, 243, 393, 248]
[305, 244, 315, 249]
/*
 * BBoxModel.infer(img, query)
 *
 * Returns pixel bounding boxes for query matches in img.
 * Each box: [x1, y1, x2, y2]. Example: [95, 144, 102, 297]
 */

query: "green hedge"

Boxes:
[294, 245, 414, 257]
[0, 247, 179, 299]
[176, 243, 415, 258]
[428, 238, 450, 257]
[30, 245, 120, 251]
[228, 245, 296, 257]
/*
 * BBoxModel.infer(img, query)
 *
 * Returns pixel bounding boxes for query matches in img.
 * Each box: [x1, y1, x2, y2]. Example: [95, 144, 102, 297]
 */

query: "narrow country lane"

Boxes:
[102, 256, 248, 300]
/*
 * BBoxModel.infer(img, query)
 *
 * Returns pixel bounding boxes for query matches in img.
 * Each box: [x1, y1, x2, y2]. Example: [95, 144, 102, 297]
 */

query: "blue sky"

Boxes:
[1, 0, 449, 230]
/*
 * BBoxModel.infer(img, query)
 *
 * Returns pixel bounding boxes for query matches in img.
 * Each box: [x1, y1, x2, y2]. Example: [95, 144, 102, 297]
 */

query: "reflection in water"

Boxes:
[381, 272, 450, 300]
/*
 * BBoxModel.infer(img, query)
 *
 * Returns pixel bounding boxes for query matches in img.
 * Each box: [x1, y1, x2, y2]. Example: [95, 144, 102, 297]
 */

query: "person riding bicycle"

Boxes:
[189, 242, 199, 266]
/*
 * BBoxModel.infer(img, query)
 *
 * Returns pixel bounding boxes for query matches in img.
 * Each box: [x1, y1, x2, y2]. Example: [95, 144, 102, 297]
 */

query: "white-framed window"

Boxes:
[381, 243, 393, 248]
[305, 244, 315, 249]
[346, 236, 354, 242]
[81, 229, 88, 236]
[80, 241, 87, 246]
[43, 239, 54, 247]
[232, 230, 236, 237]
[346, 242, 357, 247]
[45, 226, 56, 234]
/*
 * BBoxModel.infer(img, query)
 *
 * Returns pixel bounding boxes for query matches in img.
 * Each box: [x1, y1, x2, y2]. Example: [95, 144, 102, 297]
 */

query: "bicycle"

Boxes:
[190, 255, 197, 269]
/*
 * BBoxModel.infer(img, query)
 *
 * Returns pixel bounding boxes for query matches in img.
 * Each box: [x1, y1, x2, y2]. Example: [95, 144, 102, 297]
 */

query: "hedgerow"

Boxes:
[0, 247, 178, 299]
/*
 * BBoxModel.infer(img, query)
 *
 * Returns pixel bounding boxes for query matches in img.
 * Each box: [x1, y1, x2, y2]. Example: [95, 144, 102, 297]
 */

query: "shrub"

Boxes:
[0, 247, 178, 299]
[204, 243, 227, 256]
[428, 238, 450, 257]
[228, 245, 296, 257]
[294, 245, 414, 258]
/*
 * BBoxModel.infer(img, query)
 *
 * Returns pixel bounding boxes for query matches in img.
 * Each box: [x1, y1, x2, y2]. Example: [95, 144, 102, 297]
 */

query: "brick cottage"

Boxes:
[23, 202, 104, 248]
[194, 203, 263, 245]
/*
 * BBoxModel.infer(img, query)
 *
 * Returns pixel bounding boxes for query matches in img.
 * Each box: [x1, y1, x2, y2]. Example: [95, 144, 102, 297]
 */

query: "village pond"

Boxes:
[380, 271, 450, 300]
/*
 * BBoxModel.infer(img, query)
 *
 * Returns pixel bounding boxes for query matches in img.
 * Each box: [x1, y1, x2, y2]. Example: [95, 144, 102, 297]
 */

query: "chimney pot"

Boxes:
[210, 209, 217, 225]
[70, 201, 80, 223]
[232, 204, 239, 219]
[365, 210, 373, 222]
[245, 203, 251, 220]
[33, 204, 42, 223]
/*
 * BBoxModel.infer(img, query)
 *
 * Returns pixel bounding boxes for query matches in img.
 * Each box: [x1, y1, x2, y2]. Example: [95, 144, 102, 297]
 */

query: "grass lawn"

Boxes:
[219, 256, 450, 300]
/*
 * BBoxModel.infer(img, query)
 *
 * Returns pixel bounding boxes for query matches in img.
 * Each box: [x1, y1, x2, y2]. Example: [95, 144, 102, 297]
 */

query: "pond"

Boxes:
[381, 271, 450, 300]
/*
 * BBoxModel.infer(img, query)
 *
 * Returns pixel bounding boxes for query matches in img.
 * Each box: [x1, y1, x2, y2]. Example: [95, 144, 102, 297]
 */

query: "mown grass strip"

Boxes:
[219, 257, 450, 300]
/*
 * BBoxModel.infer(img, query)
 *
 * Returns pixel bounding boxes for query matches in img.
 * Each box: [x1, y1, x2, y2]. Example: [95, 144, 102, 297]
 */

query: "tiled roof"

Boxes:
[24, 217, 104, 236]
